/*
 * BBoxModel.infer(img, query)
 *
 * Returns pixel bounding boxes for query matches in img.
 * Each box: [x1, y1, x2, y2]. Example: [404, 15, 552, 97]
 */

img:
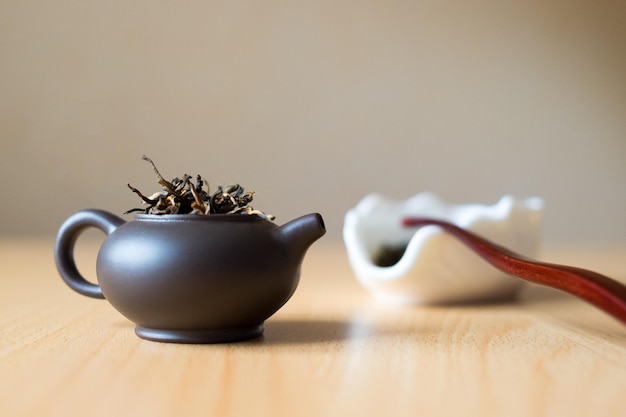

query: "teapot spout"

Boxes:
[279, 213, 326, 260]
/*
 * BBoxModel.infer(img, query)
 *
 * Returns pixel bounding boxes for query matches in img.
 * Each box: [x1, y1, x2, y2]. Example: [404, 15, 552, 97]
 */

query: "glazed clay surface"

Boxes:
[343, 193, 543, 304]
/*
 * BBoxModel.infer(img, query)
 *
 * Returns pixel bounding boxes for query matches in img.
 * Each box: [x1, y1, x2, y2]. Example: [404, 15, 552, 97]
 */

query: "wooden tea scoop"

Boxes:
[403, 217, 626, 326]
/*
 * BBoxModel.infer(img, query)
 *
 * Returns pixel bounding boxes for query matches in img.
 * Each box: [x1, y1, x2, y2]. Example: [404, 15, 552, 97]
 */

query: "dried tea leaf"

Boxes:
[374, 245, 407, 267]
[125, 156, 275, 220]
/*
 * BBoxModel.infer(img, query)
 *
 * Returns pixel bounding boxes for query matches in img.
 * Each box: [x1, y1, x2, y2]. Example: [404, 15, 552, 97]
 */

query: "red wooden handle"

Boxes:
[403, 217, 626, 326]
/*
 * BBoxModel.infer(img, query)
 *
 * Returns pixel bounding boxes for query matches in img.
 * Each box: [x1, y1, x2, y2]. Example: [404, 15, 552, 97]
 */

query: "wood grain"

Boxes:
[1, 239, 625, 417]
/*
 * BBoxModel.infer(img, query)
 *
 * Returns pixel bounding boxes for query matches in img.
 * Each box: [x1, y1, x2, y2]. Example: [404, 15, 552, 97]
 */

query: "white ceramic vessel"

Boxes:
[343, 192, 544, 304]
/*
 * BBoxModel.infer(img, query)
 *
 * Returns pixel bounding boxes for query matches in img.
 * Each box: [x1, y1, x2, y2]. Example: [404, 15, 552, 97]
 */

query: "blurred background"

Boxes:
[1, 0, 625, 244]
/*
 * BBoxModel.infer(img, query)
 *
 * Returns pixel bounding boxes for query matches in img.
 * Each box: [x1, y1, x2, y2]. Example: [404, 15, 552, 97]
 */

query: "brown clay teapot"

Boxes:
[54, 209, 325, 343]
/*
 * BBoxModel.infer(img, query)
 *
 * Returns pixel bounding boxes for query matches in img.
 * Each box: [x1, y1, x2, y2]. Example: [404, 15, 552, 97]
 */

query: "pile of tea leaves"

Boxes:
[374, 244, 408, 267]
[125, 155, 274, 220]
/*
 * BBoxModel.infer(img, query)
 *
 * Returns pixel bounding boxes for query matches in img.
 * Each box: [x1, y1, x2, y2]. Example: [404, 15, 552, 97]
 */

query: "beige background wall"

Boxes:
[1, 0, 625, 244]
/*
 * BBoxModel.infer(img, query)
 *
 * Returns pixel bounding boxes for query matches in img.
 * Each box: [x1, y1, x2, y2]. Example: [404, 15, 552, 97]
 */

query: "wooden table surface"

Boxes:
[1, 238, 625, 417]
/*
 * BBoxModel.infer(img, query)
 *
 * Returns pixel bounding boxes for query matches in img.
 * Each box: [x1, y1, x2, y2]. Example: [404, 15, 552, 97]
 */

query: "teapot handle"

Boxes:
[54, 209, 125, 299]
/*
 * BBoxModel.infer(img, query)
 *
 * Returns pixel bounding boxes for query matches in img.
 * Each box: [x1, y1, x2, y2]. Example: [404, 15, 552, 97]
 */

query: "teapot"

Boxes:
[54, 209, 325, 343]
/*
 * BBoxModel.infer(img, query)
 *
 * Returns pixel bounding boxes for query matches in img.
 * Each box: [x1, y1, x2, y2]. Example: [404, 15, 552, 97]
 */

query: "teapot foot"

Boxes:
[134, 324, 264, 344]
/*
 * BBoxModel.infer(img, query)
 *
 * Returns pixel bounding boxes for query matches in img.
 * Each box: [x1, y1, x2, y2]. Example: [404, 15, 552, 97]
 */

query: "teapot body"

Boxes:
[97, 214, 296, 341]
